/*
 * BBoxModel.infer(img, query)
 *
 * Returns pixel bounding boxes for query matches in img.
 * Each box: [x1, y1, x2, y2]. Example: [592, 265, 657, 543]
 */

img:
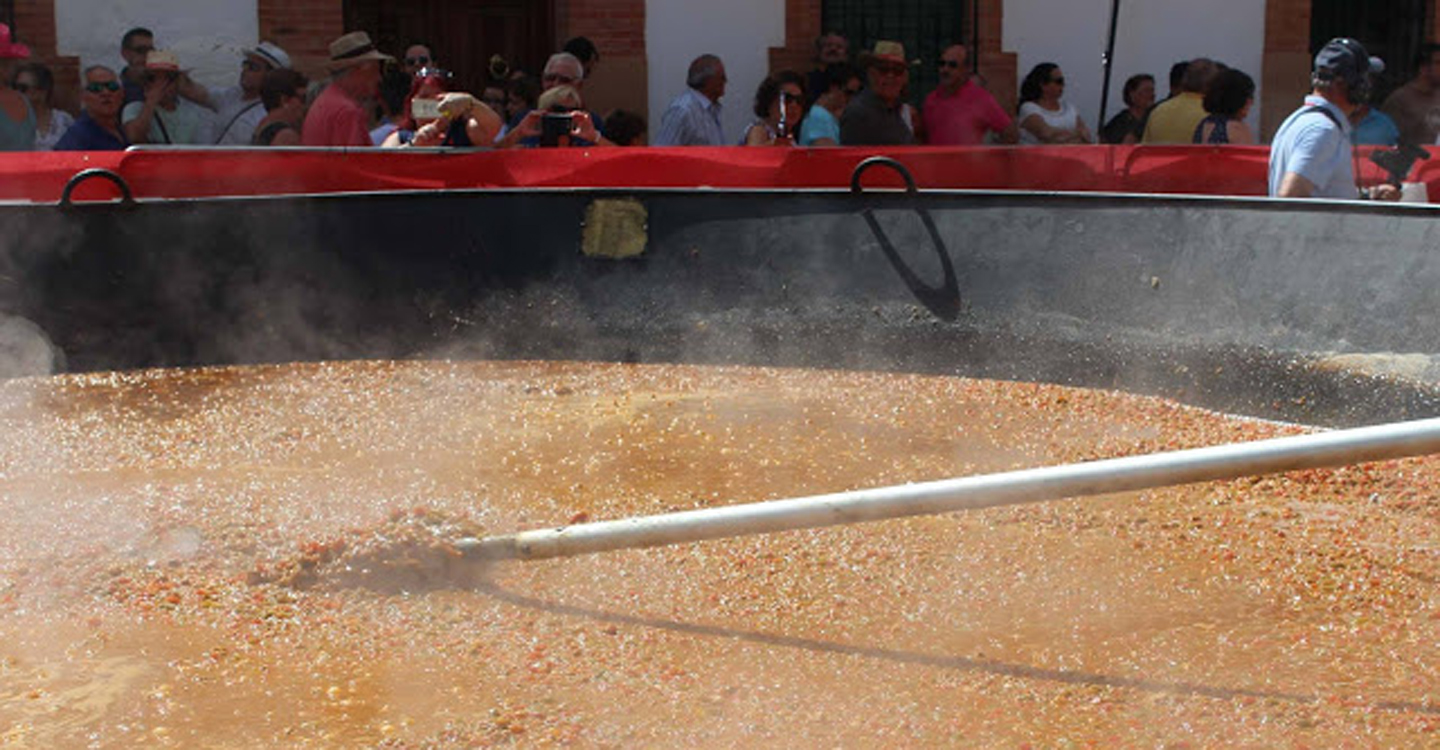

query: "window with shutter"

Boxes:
[1310, 0, 1426, 107]
[823, 0, 973, 106]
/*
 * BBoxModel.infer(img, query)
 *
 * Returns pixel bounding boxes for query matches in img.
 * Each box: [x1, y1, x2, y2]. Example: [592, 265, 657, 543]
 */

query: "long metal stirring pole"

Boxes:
[459, 417, 1440, 563]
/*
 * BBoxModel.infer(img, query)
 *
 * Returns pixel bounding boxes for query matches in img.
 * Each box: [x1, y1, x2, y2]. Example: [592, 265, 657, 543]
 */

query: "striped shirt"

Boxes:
[653, 88, 725, 146]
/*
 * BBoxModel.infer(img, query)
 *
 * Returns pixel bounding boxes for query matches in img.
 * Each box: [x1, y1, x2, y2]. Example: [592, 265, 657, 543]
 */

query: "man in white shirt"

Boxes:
[192, 42, 292, 145]
[653, 54, 727, 146]
[121, 50, 215, 145]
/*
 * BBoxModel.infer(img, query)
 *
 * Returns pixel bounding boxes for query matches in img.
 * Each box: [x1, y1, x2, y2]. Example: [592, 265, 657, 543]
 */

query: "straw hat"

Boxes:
[243, 41, 291, 70]
[860, 40, 912, 68]
[144, 50, 182, 73]
[327, 31, 393, 71]
[0, 23, 31, 60]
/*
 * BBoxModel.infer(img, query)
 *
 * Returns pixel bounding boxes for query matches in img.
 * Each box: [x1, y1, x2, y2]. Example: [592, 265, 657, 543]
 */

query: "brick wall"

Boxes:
[258, 0, 345, 78]
[559, 0, 648, 120]
[13, 0, 80, 114]
[768, 0, 820, 75]
[1262, 0, 1311, 140]
[559, 0, 645, 59]
[973, 0, 1017, 116]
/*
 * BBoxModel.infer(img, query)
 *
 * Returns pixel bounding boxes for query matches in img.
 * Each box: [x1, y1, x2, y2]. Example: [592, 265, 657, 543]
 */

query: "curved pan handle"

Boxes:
[850, 156, 918, 194]
[60, 168, 136, 209]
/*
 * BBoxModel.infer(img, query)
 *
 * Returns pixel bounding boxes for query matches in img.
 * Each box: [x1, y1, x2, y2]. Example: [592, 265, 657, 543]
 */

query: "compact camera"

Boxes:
[540, 112, 574, 147]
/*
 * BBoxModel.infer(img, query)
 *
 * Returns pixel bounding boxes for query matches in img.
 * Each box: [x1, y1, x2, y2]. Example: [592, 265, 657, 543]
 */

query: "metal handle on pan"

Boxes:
[850, 156, 918, 194]
[60, 168, 136, 209]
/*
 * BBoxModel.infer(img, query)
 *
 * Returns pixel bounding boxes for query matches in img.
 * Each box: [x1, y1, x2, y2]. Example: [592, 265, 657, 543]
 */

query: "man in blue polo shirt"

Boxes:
[54, 66, 130, 151]
[1269, 38, 1399, 201]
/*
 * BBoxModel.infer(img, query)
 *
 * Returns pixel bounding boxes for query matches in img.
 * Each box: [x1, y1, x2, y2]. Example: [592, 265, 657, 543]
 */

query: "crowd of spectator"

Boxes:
[0, 21, 1434, 157]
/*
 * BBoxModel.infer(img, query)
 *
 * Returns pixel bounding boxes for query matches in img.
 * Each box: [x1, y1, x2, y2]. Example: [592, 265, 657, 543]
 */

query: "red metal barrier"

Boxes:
[0, 144, 1427, 203]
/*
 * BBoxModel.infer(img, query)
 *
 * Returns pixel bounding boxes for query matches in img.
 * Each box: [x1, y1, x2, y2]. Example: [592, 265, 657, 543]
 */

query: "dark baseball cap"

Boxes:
[1314, 38, 1384, 79]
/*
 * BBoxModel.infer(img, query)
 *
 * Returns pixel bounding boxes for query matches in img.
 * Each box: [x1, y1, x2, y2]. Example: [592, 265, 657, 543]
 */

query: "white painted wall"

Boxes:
[1003, 0, 1268, 138]
[55, 0, 261, 90]
[646, 0, 786, 145]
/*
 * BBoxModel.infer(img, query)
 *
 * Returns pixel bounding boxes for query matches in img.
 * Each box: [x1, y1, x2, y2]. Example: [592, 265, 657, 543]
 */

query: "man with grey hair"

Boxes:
[542, 52, 585, 91]
[653, 54, 726, 146]
[533, 51, 605, 136]
[54, 65, 130, 150]
[303, 31, 392, 146]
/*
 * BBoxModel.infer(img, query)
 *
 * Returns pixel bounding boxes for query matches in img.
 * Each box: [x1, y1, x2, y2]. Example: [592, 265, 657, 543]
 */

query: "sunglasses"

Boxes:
[1049, 76, 1066, 85]
[543, 73, 578, 85]
[85, 81, 122, 93]
[241, 60, 269, 72]
[939, 60, 963, 69]
[405, 55, 430, 67]
[874, 64, 907, 77]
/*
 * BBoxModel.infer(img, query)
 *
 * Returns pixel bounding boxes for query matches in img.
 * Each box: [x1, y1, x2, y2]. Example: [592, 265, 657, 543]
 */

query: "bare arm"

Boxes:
[123, 102, 156, 144]
[498, 110, 541, 149]
[1020, 113, 1081, 144]
[124, 78, 166, 144]
[179, 74, 214, 110]
[995, 119, 1020, 144]
[270, 127, 301, 147]
[1276, 171, 1315, 198]
[1228, 120, 1256, 145]
[464, 103, 503, 147]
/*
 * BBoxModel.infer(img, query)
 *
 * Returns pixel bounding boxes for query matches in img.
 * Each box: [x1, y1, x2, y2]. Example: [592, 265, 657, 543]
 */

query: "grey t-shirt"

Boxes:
[839, 89, 914, 146]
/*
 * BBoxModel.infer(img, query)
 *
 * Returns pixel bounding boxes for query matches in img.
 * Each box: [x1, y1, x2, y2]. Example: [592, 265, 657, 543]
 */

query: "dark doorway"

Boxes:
[344, 0, 554, 95]
[822, 0, 973, 106]
[1310, 0, 1427, 106]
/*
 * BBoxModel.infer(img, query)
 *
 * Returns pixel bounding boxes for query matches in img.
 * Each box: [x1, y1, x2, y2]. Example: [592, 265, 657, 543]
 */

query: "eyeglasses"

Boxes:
[1049, 76, 1066, 85]
[874, 64, 907, 77]
[939, 60, 962, 69]
[405, 55, 430, 67]
[241, 60, 269, 72]
[543, 73, 578, 85]
[85, 81, 122, 93]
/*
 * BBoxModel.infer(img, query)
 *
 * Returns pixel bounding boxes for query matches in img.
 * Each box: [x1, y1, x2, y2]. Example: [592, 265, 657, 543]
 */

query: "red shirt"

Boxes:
[922, 79, 1012, 146]
[301, 84, 370, 147]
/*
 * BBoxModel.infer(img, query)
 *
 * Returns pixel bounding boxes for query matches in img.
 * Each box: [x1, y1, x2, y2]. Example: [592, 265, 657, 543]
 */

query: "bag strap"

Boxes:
[1303, 105, 1345, 131]
[153, 110, 173, 144]
[214, 100, 261, 144]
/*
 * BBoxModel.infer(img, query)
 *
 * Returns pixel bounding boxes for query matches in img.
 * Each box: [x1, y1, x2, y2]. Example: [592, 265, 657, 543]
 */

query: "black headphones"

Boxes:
[1315, 38, 1373, 103]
